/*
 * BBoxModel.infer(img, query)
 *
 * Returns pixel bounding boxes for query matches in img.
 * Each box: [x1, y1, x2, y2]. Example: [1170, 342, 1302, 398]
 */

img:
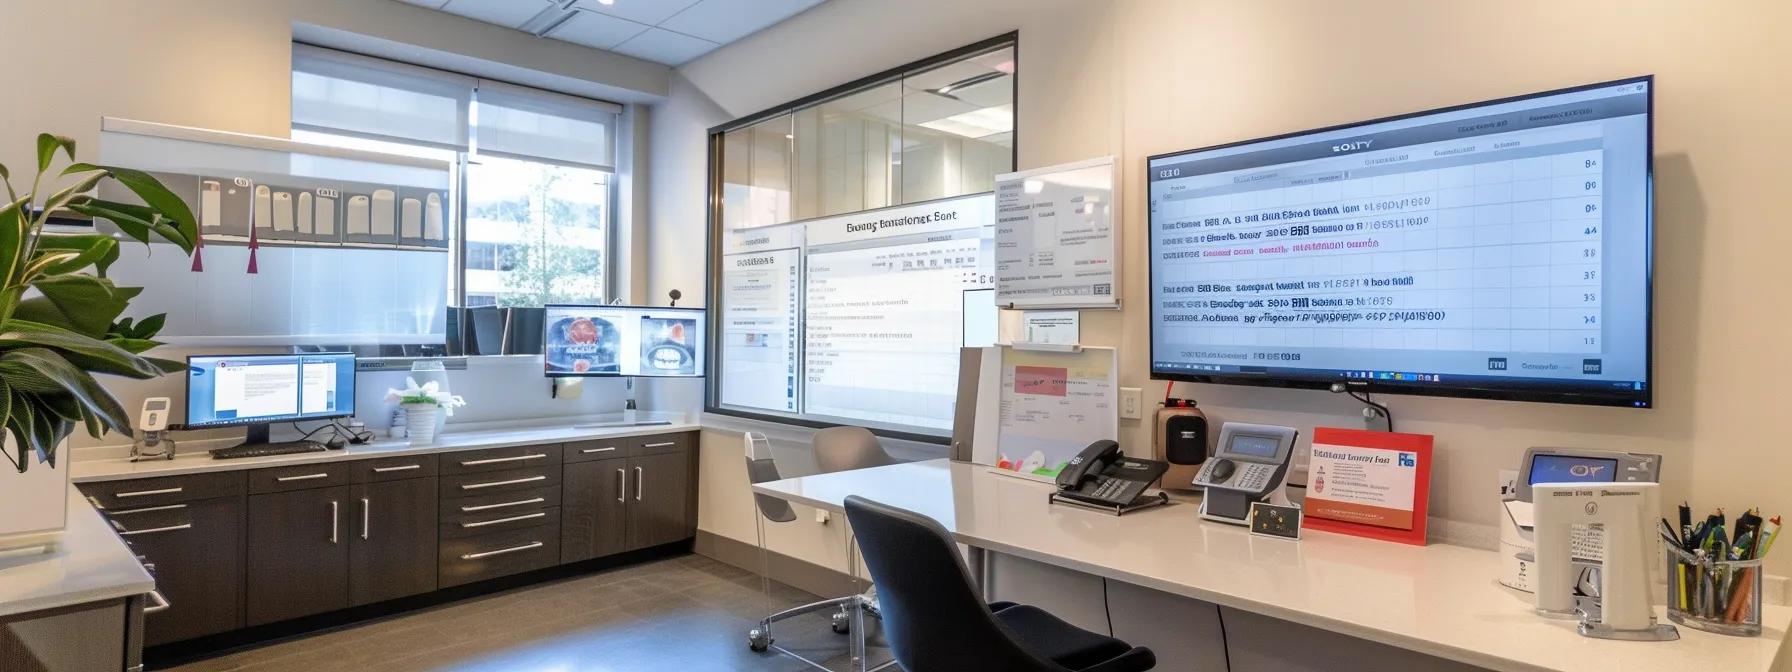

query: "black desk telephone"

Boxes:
[1054, 440, 1170, 507]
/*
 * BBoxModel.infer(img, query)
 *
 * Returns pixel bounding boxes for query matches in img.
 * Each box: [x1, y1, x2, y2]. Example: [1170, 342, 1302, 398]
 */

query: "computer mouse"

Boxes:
[1208, 458, 1235, 483]
[324, 435, 349, 450]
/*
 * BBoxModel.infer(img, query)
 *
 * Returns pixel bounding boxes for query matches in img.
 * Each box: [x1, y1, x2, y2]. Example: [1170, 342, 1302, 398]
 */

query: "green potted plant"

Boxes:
[0, 133, 196, 549]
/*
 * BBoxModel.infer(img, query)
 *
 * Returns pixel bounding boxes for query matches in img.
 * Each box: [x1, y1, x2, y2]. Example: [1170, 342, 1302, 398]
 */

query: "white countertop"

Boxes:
[754, 459, 1792, 672]
[0, 490, 154, 618]
[72, 416, 701, 483]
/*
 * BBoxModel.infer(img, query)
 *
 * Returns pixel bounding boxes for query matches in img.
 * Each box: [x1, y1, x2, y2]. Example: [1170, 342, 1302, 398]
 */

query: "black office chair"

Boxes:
[843, 496, 1156, 672]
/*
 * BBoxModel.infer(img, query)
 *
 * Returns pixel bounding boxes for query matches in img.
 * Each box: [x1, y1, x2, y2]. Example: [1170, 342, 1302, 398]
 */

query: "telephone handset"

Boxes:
[1055, 440, 1170, 507]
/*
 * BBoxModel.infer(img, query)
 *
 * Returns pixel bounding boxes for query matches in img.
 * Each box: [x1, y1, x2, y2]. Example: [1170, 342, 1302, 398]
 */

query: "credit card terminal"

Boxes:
[1193, 423, 1298, 525]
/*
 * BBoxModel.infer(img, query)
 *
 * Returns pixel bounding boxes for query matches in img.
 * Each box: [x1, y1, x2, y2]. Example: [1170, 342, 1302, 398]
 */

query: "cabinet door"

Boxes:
[349, 478, 439, 606]
[626, 451, 691, 551]
[246, 486, 350, 626]
[561, 458, 629, 563]
[113, 496, 245, 645]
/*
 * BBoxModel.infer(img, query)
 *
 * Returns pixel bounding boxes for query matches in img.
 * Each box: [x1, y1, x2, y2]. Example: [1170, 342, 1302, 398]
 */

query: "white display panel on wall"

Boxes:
[993, 156, 1119, 308]
[714, 192, 997, 437]
[96, 118, 451, 346]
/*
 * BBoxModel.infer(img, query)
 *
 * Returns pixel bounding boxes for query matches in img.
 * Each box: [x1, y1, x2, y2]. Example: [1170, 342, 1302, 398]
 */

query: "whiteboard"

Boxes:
[993, 156, 1119, 308]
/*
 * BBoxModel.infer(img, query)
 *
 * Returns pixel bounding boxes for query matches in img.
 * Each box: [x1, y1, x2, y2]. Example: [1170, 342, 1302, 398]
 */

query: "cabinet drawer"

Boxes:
[442, 485, 561, 518]
[634, 433, 691, 457]
[441, 466, 561, 500]
[111, 496, 246, 645]
[441, 506, 557, 540]
[440, 444, 562, 475]
[564, 438, 631, 464]
[80, 472, 245, 510]
[439, 519, 561, 588]
[247, 463, 351, 494]
[350, 455, 439, 483]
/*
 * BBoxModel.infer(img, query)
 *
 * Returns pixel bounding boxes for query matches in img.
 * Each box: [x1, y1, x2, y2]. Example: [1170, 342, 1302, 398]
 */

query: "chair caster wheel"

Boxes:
[748, 629, 772, 652]
[832, 612, 851, 634]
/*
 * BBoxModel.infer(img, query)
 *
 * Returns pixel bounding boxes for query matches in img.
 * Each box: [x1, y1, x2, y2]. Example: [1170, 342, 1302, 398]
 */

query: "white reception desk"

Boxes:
[753, 459, 1792, 672]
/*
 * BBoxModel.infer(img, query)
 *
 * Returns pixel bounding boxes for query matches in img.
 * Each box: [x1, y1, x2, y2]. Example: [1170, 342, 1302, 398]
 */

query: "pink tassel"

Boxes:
[191, 234, 205, 272]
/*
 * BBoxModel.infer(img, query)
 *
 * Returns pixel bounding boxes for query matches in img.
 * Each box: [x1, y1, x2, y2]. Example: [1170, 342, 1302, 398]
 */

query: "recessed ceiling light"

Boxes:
[596, 0, 616, 5]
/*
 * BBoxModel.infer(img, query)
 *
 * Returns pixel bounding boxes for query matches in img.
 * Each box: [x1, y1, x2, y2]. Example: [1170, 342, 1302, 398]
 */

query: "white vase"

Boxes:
[404, 403, 441, 446]
[0, 441, 71, 552]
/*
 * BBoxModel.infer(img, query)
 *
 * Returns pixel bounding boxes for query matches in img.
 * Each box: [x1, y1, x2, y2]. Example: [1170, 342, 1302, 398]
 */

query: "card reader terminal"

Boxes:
[1194, 423, 1299, 525]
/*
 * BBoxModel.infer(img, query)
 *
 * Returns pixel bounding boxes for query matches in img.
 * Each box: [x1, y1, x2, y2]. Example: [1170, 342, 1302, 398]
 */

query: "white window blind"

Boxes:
[291, 44, 475, 150]
[474, 80, 619, 171]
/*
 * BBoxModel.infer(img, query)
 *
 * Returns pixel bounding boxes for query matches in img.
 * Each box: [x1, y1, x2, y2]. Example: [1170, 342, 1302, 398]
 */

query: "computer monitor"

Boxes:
[543, 305, 706, 378]
[186, 353, 357, 445]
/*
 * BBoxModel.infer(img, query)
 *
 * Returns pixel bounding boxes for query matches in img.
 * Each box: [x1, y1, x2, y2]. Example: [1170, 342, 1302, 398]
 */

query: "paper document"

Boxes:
[401, 197, 422, 238]
[253, 185, 272, 229]
[371, 189, 396, 236]
[992, 346, 1118, 479]
[425, 193, 445, 240]
[315, 196, 336, 235]
[994, 157, 1118, 308]
[346, 195, 369, 234]
[272, 192, 293, 231]
[296, 192, 313, 234]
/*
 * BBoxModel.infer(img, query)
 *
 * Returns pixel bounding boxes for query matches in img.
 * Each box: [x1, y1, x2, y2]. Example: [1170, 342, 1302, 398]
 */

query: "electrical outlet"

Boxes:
[1120, 387, 1142, 419]
[814, 509, 831, 525]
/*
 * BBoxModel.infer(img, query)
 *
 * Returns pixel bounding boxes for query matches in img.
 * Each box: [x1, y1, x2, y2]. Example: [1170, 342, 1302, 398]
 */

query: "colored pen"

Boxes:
[1757, 516, 1782, 559]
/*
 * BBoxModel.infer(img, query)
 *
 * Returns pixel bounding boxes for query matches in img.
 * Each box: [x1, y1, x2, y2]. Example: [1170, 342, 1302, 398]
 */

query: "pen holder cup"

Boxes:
[1666, 544, 1763, 636]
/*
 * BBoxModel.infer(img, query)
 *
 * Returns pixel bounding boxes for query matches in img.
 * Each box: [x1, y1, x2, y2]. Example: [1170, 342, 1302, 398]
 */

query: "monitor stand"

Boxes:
[237, 423, 274, 448]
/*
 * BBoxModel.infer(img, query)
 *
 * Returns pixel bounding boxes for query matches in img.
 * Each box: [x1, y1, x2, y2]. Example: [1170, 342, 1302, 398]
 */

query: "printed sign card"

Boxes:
[1302, 427, 1433, 545]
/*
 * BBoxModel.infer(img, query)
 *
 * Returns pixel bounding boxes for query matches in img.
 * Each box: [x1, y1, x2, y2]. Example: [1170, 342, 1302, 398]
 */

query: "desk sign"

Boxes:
[1250, 502, 1302, 540]
[1301, 427, 1433, 546]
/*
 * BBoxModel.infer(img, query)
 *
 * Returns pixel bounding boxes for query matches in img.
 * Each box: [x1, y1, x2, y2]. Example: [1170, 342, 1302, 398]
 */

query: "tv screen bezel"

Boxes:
[1145, 76, 1654, 408]
[541, 304, 708, 379]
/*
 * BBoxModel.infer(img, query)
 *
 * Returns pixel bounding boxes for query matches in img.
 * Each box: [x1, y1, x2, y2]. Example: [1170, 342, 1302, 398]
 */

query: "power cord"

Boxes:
[291, 420, 374, 446]
[1101, 577, 1114, 636]
[1329, 383, 1394, 432]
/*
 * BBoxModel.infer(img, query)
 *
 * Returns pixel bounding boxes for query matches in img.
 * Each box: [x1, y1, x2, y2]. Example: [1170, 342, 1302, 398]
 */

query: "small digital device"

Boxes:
[1499, 447, 1662, 592]
[138, 397, 171, 432]
[1153, 403, 1207, 491]
[1193, 422, 1298, 525]
[1053, 440, 1170, 512]
[543, 305, 707, 378]
[187, 353, 356, 452]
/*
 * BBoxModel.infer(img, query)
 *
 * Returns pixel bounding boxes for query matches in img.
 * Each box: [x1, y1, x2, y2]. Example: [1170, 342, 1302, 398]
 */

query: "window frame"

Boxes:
[702, 32, 1020, 444]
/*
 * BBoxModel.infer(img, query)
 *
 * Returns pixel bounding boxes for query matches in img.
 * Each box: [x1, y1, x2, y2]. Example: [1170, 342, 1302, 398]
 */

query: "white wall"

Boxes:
[657, 0, 1792, 576]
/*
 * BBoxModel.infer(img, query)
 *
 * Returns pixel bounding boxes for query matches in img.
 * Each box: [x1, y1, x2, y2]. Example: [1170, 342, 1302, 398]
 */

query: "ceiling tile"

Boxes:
[570, 0, 703, 27]
[548, 9, 652, 50]
[439, 0, 554, 28]
[612, 28, 720, 66]
[660, 0, 822, 44]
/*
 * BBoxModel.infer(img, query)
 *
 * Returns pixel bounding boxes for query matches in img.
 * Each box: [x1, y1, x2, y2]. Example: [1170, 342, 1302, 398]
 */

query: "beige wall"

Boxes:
[662, 0, 1792, 575]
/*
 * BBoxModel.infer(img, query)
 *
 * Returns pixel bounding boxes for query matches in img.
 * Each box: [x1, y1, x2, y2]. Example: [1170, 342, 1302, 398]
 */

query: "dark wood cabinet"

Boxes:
[246, 486, 350, 626]
[561, 458, 629, 563]
[562, 433, 696, 561]
[627, 450, 692, 551]
[110, 496, 245, 645]
[349, 477, 439, 606]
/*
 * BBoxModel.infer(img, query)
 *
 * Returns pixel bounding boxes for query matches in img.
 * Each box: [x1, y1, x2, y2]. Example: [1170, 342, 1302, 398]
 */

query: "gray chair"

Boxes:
[745, 429, 901, 670]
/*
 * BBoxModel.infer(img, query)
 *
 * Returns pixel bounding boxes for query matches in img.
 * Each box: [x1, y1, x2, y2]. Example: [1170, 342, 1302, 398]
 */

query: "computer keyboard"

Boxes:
[210, 441, 329, 460]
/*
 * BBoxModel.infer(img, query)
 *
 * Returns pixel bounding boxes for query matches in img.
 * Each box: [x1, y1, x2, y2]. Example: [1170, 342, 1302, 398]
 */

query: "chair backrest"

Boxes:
[812, 426, 898, 474]
[745, 432, 796, 523]
[844, 495, 1067, 672]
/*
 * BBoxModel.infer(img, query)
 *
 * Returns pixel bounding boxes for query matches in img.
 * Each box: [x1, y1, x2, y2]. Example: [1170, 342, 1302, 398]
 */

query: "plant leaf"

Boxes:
[0, 320, 165, 379]
[37, 171, 106, 223]
[36, 134, 76, 173]
[31, 234, 120, 277]
[63, 164, 195, 251]
[0, 347, 133, 440]
[133, 313, 167, 338]
[144, 356, 186, 374]
[0, 380, 12, 446]
[11, 274, 138, 337]
[6, 394, 35, 473]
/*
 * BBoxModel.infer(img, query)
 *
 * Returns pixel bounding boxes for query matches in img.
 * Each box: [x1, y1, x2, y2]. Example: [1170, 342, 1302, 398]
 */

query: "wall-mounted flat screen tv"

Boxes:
[543, 305, 707, 378]
[1147, 77, 1653, 407]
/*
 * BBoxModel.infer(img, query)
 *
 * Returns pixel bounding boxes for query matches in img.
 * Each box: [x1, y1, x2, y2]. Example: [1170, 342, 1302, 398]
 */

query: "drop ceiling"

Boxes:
[395, 0, 828, 66]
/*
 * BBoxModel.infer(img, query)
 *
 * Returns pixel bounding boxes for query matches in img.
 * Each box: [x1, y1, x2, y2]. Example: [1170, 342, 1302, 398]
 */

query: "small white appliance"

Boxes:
[1500, 448, 1661, 592]
[1532, 482, 1677, 641]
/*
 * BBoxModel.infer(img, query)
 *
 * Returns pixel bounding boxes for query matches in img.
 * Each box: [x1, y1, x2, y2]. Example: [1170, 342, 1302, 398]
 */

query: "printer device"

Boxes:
[1499, 447, 1662, 593]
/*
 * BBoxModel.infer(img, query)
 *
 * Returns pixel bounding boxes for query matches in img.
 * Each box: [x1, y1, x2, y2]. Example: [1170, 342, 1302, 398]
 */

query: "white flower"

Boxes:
[384, 377, 470, 416]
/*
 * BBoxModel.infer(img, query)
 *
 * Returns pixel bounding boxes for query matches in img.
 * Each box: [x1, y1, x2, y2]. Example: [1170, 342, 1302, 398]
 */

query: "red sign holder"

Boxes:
[1301, 427, 1433, 546]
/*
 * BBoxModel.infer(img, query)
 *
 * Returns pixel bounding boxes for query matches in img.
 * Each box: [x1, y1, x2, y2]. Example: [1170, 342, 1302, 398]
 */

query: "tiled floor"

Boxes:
[162, 555, 890, 672]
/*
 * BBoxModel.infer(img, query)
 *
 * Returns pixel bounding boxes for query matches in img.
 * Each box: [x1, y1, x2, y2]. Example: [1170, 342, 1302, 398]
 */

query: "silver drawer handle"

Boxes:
[461, 475, 547, 491]
[459, 454, 546, 466]
[635, 466, 644, 502]
[277, 473, 331, 482]
[617, 468, 626, 503]
[144, 590, 171, 614]
[372, 464, 423, 473]
[643, 441, 676, 448]
[109, 504, 187, 516]
[461, 512, 547, 528]
[460, 541, 544, 560]
[116, 487, 183, 498]
[461, 497, 545, 513]
[119, 523, 192, 537]
[580, 447, 618, 454]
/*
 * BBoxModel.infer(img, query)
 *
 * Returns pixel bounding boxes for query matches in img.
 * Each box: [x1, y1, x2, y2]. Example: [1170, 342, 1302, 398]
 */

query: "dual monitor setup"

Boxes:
[181, 305, 709, 459]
